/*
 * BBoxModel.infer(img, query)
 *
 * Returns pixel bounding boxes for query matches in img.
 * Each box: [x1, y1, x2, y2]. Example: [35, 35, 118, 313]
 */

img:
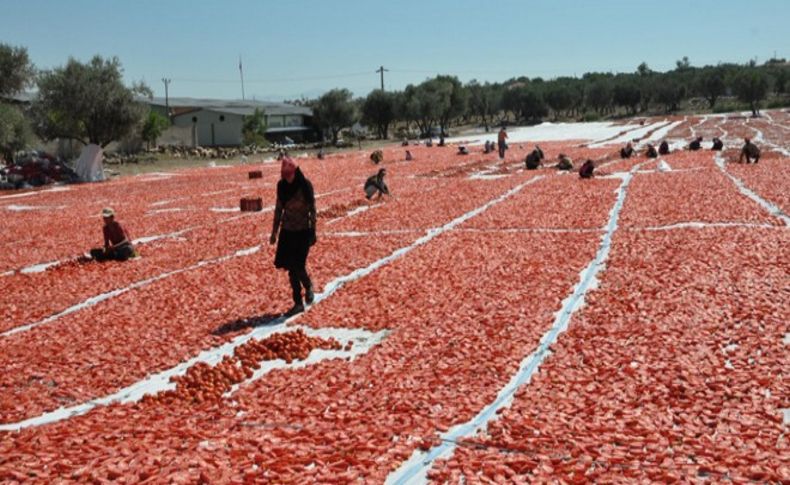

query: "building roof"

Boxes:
[145, 96, 312, 116]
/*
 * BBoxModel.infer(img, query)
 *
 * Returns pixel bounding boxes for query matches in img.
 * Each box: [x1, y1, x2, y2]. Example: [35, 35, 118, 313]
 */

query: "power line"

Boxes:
[171, 71, 372, 85]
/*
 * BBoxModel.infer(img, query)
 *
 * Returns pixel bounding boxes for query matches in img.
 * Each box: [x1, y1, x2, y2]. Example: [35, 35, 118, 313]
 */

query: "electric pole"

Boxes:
[161, 78, 171, 119]
[376, 65, 389, 91]
[239, 55, 246, 100]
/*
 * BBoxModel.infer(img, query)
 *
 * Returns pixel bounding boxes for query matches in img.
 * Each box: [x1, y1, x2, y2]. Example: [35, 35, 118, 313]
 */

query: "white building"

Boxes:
[147, 97, 315, 146]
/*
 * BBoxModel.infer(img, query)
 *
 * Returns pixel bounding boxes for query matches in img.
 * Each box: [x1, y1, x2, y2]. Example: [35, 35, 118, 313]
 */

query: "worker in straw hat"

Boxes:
[90, 207, 136, 261]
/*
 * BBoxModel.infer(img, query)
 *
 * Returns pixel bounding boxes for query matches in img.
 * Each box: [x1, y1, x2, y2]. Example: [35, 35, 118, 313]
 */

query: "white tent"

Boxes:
[73, 144, 105, 182]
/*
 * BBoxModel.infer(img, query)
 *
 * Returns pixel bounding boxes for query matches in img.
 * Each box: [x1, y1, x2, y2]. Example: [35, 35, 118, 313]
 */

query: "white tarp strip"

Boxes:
[386, 163, 643, 485]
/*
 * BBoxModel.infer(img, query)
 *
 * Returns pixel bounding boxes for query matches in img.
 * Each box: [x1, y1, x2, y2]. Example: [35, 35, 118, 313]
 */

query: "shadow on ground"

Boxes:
[212, 312, 283, 336]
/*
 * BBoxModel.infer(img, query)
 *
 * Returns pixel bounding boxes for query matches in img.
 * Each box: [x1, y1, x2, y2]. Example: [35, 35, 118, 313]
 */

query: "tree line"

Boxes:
[1, 41, 788, 161]
[307, 56, 788, 143]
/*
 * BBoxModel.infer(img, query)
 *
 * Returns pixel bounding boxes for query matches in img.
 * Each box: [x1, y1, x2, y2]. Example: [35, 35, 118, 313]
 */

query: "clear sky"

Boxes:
[3, 0, 788, 101]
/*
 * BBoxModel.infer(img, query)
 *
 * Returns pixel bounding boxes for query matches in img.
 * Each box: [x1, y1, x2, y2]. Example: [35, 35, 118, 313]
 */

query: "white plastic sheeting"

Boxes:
[73, 144, 105, 182]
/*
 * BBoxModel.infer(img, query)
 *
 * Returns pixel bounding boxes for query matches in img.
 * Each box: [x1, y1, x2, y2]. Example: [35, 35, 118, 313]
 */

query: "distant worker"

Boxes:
[270, 156, 316, 316]
[688, 136, 703, 151]
[497, 126, 508, 160]
[658, 141, 670, 155]
[645, 144, 658, 158]
[579, 159, 595, 179]
[458, 145, 469, 155]
[405, 150, 413, 161]
[711, 137, 724, 151]
[525, 149, 543, 170]
[483, 140, 493, 154]
[739, 138, 760, 164]
[317, 147, 325, 160]
[91, 207, 136, 262]
[620, 142, 635, 159]
[364, 168, 390, 200]
[401, 138, 409, 147]
[557, 154, 573, 171]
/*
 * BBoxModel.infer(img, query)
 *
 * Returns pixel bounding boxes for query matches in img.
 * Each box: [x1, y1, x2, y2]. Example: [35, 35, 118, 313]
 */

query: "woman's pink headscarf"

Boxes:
[281, 156, 297, 183]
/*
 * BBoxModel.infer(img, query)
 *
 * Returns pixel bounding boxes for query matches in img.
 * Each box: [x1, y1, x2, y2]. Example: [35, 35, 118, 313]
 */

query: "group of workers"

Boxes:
[90, 129, 764, 316]
[617, 136, 760, 163]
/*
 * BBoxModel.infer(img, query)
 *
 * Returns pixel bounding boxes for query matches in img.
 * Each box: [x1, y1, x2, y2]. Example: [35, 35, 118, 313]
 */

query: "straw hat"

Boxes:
[101, 207, 115, 218]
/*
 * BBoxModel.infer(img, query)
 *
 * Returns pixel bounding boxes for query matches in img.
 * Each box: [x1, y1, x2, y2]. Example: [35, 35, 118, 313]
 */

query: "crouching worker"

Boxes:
[620, 142, 635, 159]
[739, 138, 760, 164]
[579, 159, 595, 179]
[365, 168, 390, 200]
[525, 149, 543, 170]
[658, 141, 670, 155]
[645, 143, 658, 158]
[270, 156, 316, 316]
[688, 136, 703, 151]
[90, 207, 136, 262]
[405, 150, 413, 161]
[557, 154, 573, 171]
[711, 137, 724, 151]
[457, 145, 469, 155]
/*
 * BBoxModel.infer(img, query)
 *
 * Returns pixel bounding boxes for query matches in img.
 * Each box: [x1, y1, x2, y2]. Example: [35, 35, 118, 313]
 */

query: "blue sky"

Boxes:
[3, 0, 788, 101]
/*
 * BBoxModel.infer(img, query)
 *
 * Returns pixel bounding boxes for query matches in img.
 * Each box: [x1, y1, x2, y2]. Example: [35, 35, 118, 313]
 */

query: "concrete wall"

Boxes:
[172, 109, 243, 146]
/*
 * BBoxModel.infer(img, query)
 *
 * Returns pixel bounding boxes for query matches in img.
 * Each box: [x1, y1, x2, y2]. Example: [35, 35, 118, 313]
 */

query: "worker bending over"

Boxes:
[739, 138, 760, 163]
[365, 168, 390, 200]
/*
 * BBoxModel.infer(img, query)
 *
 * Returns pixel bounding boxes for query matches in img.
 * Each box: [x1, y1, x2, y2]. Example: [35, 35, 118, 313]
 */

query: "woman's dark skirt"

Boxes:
[275, 229, 312, 270]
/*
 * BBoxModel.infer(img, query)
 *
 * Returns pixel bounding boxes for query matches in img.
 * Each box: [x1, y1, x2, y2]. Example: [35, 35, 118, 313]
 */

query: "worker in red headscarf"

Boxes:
[270, 156, 317, 315]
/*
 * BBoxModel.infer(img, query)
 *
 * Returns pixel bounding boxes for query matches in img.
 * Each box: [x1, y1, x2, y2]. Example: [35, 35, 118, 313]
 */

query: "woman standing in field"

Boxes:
[270, 156, 317, 315]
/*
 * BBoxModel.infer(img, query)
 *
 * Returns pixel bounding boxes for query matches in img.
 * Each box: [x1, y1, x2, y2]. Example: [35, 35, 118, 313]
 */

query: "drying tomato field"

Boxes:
[0, 112, 788, 483]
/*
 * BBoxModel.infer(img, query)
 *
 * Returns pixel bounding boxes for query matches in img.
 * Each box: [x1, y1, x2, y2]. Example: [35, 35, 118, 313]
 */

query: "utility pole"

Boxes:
[239, 55, 246, 100]
[161, 78, 171, 119]
[375, 65, 389, 91]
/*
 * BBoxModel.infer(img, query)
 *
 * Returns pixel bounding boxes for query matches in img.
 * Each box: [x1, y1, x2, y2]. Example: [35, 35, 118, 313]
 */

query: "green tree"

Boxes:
[361, 89, 396, 139]
[613, 78, 642, 114]
[0, 43, 35, 97]
[732, 69, 769, 116]
[545, 81, 574, 119]
[696, 67, 727, 109]
[140, 110, 171, 149]
[242, 108, 268, 146]
[313, 88, 356, 145]
[654, 76, 686, 112]
[32, 56, 147, 148]
[424, 75, 468, 135]
[0, 103, 31, 162]
[585, 81, 613, 115]
[514, 86, 548, 122]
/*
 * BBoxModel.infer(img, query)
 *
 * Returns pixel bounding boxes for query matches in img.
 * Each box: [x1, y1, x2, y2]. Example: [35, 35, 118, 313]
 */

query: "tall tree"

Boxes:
[0, 43, 35, 97]
[613, 78, 642, 114]
[732, 69, 769, 117]
[696, 67, 727, 109]
[361, 89, 396, 139]
[32, 56, 147, 148]
[586, 81, 613, 115]
[545, 81, 574, 119]
[313, 88, 356, 145]
[654, 76, 686, 113]
[434, 75, 468, 135]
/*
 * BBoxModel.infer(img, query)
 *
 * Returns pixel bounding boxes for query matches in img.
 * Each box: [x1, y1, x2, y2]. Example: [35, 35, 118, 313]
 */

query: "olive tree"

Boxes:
[32, 55, 147, 148]
[313, 88, 356, 145]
